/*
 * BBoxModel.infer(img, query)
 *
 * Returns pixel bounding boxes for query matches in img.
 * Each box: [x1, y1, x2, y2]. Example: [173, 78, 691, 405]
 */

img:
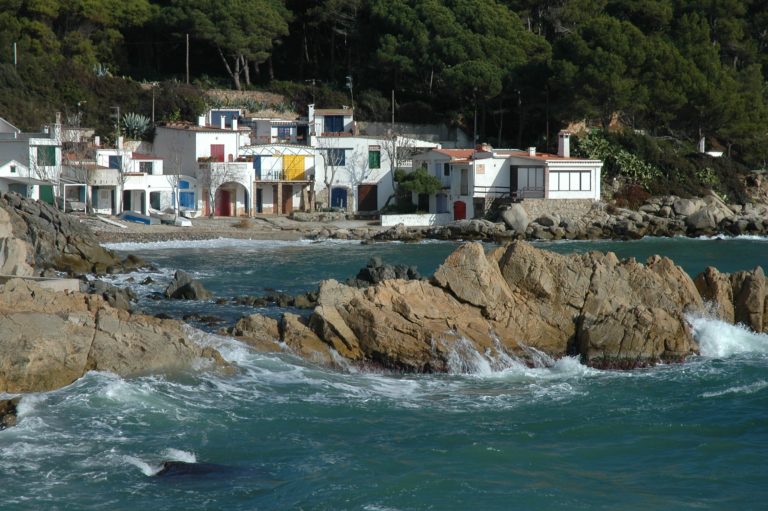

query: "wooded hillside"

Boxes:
[1, 0, 767, 168]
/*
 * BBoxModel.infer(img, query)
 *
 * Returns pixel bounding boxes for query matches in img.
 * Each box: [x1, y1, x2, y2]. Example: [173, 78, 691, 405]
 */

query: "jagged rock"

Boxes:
[1, 194, 122, 275]
[256, 242, 705, 371]
[164, 270, 213, 300]
[348, 257, 420, 287]
[577, 306, 693, 368]
[0, 278, 223, 393]
[731, 267, 766, 332]
[694, 267, 735, 323]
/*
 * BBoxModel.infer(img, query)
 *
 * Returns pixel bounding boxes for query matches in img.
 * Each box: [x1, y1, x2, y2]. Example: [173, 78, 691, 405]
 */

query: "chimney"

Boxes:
[220, 116, 225, 130]
[94, 135, 100, 147]
[118, 136, 124, 150]
[698, 136, 706, 153]
[558, 131, 571, 158]
[198, 115, 206, 127]
[232, 118, 238, 131]
[528, 146, 536, 157]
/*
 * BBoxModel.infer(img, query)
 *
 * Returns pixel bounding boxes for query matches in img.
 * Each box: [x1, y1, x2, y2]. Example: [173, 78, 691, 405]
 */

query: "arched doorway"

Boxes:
[453, 200, 466, 220]
[213, 181, 249, 217]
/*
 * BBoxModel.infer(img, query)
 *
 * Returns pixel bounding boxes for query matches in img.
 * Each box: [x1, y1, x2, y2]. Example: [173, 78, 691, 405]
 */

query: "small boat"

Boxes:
[118, 210, 159, 225]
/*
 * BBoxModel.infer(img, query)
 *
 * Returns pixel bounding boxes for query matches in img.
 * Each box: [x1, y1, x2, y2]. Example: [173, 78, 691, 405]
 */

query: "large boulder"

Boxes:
[164, 270, 213, 300]
[0, 278, 223, 393]
[500, 204, 529, 233]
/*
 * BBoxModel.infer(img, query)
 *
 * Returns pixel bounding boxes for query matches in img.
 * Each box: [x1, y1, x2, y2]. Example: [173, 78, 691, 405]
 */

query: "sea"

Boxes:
[2, 236, 768, 510]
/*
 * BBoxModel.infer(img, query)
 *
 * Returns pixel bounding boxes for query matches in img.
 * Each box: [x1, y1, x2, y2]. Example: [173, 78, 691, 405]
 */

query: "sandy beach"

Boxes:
[82, 214, 388, 244]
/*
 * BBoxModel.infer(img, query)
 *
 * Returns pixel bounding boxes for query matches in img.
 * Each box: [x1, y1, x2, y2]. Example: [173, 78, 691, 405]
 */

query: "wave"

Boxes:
[701, 380, 768, 398]
[688, 315, 768, 357]
[124, 448, 196, 476]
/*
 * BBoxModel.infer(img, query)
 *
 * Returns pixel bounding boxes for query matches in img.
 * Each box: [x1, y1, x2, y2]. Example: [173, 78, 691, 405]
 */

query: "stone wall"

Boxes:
[381, 213, 452, 227]
[520, 199, 597, 222]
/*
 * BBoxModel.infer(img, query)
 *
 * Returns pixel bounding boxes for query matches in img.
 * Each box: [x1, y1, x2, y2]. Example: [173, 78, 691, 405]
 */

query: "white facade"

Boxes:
[314, 134, 438, 212]
[413, 137, 602, 220]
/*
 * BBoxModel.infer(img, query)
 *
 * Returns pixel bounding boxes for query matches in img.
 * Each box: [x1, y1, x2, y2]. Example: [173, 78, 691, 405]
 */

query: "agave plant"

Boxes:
[122, 112, 151, 140]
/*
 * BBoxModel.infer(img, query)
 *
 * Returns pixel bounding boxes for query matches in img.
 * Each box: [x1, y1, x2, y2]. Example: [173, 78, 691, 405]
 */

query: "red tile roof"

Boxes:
[433, 148, 475, 159]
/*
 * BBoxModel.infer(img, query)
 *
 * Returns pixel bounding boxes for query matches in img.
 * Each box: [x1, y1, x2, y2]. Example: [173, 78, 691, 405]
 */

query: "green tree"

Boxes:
[164, 0, 291, 90]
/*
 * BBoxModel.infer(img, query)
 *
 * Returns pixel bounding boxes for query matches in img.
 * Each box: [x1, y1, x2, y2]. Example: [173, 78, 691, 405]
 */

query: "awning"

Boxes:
[0, 176, 50, 186]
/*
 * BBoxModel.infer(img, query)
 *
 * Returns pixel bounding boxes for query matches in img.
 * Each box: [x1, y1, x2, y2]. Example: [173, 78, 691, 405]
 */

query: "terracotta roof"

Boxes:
[495, 150, 597, 161]
[314, 109, 354, 116]
[131, 152, 162, 160]
[433, 148, 475, 159]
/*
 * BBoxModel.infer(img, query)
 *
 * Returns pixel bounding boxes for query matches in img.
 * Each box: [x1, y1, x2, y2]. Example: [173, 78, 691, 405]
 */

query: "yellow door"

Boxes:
[282, 155, 305, 181]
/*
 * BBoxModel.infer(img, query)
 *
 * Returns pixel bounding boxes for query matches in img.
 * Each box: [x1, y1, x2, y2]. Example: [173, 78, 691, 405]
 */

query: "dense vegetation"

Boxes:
[0, 0, 766, 197]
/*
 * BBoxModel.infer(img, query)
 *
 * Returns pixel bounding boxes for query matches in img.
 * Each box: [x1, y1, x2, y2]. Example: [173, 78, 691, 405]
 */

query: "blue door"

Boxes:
[179, 180, 195, 208]
[436, 193, 448, 213]
[253, 156, 262, 179]
[330, 188, 347, 209]
[324, 115, 344, 133]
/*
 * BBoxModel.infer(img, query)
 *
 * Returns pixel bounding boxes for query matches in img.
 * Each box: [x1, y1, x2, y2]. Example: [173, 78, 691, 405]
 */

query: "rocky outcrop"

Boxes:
[233, 241, 705, 371]
[0, 278, 224, 393]
[0, 397, 19, 430]
[0, 193, 134, 275]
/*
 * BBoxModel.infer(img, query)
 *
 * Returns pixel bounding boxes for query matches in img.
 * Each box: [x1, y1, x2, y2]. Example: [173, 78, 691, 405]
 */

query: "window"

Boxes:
[36, 145, 56, 166]
[443, 163, 450, 177]
[460, 168, 469, 195]
[327, 148, 346, 166]
[277, 126, 291, 141]
[10, 165, 16, 174]
[323, 115, 344, 133]
[368, 148, 381, 169]
[550, 171, 591, 191]
[139, 161, 153, 174]
[108, 155, 122, 170]
[516, 167, 544, 190]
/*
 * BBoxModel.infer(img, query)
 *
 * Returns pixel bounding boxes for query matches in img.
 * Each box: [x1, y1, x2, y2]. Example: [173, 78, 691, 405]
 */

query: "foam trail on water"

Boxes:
[701, 380, 768, 398]
[688, 315, 768, 357]
[162, 448, 197, 463]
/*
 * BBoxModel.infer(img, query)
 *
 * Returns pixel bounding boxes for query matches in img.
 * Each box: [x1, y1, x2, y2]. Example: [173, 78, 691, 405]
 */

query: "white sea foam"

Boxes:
[701, 380, 768, 398]
[162, 448, 197, 463]
[103, 238, 304, 251]
[688, 315, 768, 357]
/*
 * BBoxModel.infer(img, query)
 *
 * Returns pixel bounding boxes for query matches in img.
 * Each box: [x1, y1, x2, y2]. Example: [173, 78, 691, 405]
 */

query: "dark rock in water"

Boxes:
[183, 313, 226, 326]
[346, 257, 421, 288]
[0, 397, 20, 430]
[155, 461, 230, 478]
[164, 270, 213, 300]
[140, 276, 155, 285]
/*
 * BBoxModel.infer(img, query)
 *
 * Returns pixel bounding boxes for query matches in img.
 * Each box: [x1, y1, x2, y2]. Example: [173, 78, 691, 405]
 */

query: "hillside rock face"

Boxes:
[0, 278, 223, 393]
[0, 193, 127, 275]
[230, 241, 707, 370]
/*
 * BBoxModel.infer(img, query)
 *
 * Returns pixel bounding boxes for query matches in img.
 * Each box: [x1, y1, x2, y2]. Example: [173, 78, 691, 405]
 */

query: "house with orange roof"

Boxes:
[412, 132, 602, 220]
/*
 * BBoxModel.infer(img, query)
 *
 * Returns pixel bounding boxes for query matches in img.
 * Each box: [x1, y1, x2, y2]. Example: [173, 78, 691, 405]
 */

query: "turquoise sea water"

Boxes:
[2, 236, 768, 510]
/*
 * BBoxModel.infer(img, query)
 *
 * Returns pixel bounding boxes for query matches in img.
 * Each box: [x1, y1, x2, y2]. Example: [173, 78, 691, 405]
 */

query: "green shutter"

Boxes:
[36, 146, 56, 166]
[368, 150, 381, 169]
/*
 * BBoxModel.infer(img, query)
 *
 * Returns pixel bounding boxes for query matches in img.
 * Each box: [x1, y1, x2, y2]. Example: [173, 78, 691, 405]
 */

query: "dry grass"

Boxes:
[232, 217, 253, 229]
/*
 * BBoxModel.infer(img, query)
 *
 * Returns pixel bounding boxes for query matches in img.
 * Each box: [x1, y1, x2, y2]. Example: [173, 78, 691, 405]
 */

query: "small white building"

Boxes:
[239, 144, 316, 214]
[153, 116, 252, 216]
[412, 132, 602, 220]
[0, 115, 61, 204]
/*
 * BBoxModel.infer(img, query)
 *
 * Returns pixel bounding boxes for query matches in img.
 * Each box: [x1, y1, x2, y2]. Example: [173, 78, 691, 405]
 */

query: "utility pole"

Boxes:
[186, 34, 190, 84]
[346, 75, 354, 111]
[13, 42, 17, 68]
[111, 106, 120, 146]
[391, 89, 395, 128]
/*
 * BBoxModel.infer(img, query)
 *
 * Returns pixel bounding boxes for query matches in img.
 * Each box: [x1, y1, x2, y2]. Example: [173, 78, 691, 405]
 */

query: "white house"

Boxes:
[412, 132, 602, 220]
[310, 105, 439, 212]
[0, 115, 61, 204]
[153, 115, 252, 216]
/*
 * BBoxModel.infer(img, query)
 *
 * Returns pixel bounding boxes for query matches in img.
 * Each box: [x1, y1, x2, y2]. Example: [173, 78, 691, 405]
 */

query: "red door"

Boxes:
[210, 144, 225, 162]
[453, 200, 466, 220]
[215, 189, 231, 216]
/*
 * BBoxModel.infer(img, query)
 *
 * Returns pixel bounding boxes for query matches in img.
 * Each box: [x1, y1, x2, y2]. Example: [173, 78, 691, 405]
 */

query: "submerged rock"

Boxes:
[164, 270, 213, 300]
